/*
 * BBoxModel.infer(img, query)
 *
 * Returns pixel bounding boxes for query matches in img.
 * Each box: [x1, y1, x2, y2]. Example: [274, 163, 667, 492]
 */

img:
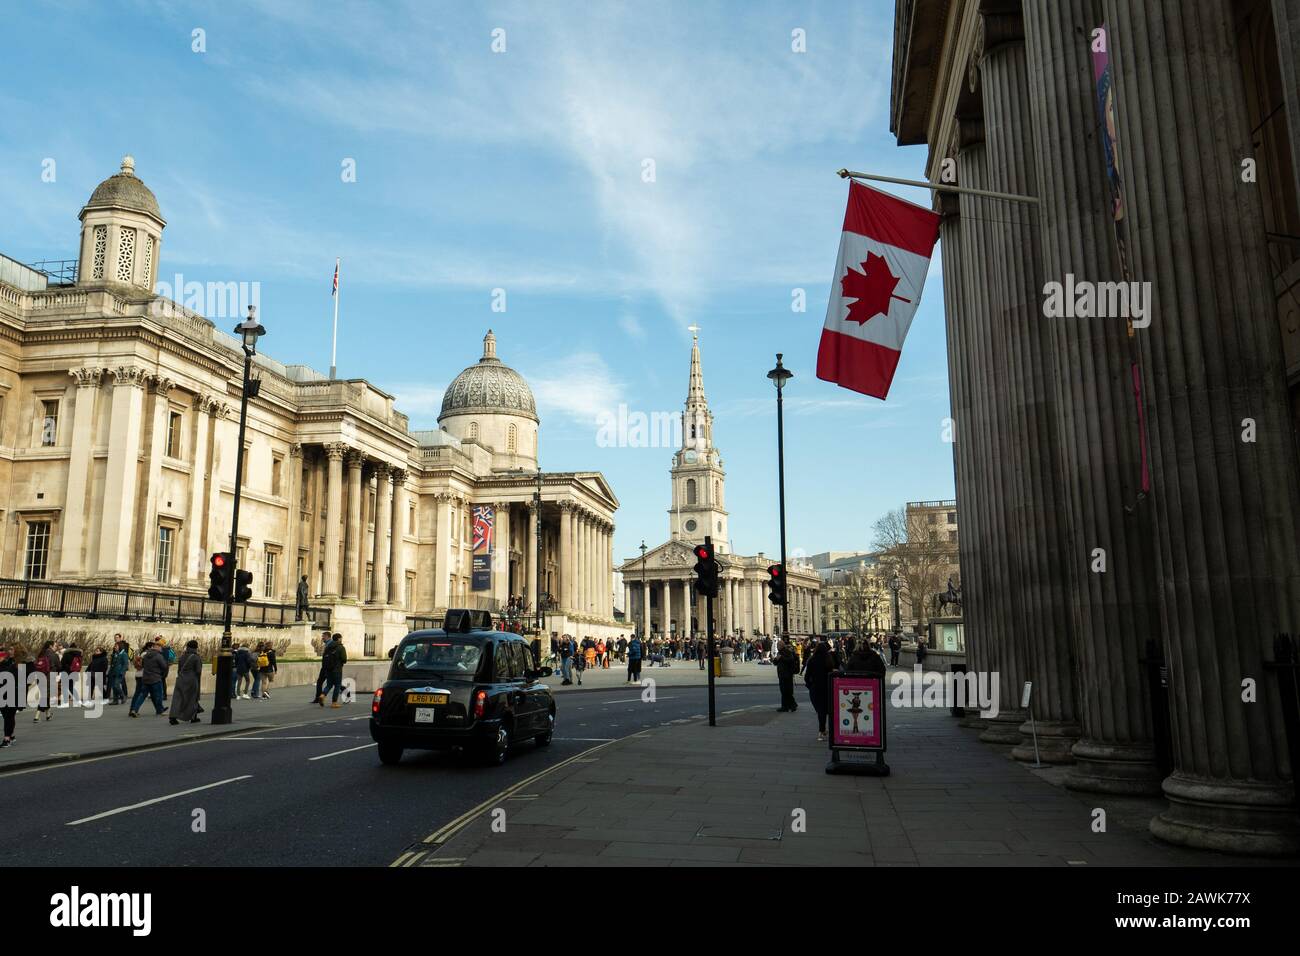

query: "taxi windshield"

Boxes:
[394, 639, 482, 677]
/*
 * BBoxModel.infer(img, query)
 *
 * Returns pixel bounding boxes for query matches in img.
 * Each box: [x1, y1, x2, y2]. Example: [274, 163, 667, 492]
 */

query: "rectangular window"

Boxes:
[155, 526, 173, 583]
[947, 511, 956, 525]
[948, 530, 957, 543]
[241, 444, 251, 486]
[24, 521, 51, 580]
[300, 469, 310, 509]
[166, 411, 183, 458]
[236, 545, 246, 570]
[272, 455, 283, 497]
[297, 554, 305, 583]
[265, 550, 278, 598]
[409, 504, 416, 535]
[405, 574, 414, 611]
[41, 400, 59, 447]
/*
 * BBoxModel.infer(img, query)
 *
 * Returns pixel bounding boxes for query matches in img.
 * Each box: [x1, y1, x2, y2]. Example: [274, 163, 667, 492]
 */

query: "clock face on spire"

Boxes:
[684, 450, 697, 463]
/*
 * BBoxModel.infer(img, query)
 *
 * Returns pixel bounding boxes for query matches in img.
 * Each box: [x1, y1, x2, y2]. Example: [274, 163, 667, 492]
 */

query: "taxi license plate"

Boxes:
[407, 693, 447, 705]
[414, 708, 435, 724]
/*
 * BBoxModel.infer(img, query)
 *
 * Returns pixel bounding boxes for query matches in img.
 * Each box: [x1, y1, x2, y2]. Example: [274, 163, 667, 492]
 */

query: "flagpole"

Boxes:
[330, 256, 340, 380]
[836, 169, 1040, 205]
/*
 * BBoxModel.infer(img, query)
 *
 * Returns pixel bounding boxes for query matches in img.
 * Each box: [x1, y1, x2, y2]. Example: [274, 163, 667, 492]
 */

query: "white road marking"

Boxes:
[67, 775, 252, 825]
[214, 735, 353, 741]
[555, 737, 614, 742]
[308, 743, 377, 761]
[600, 696, 677, 705]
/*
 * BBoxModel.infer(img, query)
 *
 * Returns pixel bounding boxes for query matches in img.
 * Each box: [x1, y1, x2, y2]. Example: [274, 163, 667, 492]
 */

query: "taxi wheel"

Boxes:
[484, 724, 510, 765]
[377, 742, 403, 765]
[535, 712, 554, 747]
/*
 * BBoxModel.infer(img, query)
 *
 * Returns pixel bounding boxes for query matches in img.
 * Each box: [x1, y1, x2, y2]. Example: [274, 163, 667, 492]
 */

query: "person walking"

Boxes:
[32, 641, 57, 722]
[59, 642, 83, 707]
[109, 639, 130, 704]
[233, 644, 254, 699]
[168, 640, 203, 725]
[0, 645, 21, 747]
[157, 637, 175, 705]
[322, 635, 348, 708]
[312, 634, 338, 703]
[260, 643, 277, 699]
[129, 642, 168, 717]
[915, 636, 928, 671]
[802, 640, 834, 741]
[573, 640, 586, 686]
[249, 642, 265, 701]
[87, 646, 109, 704]
[888, 632, 901, 667]
[627, 635, 643, 684]
[774, 639, 799, 713]
[295, 574, 310, 621]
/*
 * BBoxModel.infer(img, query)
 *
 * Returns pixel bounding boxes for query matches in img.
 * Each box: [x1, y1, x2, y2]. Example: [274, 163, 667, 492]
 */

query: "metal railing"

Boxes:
[26, 259, 79, 286]
[0, 578, 331, 630]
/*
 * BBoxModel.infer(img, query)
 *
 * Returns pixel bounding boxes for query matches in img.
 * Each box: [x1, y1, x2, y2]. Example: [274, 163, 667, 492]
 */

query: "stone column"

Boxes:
[526, 502, 539, 611]
[59, 368, 102, 577]
[434, 492, 452, 609]
[98, 366, 149, 576]
[641, 578, 651, 638]
[558, 503, 573, 612]
[492, 502, 510, 606]
[1104, 0, 1300, 854]
[579, 513, 591, 613]
[139, 375, 176, 580]
[1275, 0, 1300, 203]
[186, 398, 216, 587]
[282, 443, 302, 599]
[390, 471, 409, 607]
[663, 575, 673, 638]
[321, 443, 346, 598]
[358, 465, 373, 599]
[205, 401, 232, 566]
[306, 450, 323, 594]
[342, 451, 364, 600]
[956, 74, 1028, 745]
[369, 463, 391, 603]
[1022, 0, 1162, 792]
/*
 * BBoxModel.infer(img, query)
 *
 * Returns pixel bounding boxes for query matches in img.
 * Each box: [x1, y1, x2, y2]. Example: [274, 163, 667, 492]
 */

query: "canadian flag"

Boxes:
[817, 182, 941, 399]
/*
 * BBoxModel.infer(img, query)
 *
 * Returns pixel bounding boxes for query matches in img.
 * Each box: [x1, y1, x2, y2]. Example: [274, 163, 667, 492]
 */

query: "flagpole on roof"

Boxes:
[836, 169, 1039, 205]
[330, 257, 340, 380]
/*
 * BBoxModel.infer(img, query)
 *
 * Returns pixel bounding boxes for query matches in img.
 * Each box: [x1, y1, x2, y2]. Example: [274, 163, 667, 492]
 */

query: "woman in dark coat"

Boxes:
[168, 640, 203, 725]
[803, 641, 835, 741]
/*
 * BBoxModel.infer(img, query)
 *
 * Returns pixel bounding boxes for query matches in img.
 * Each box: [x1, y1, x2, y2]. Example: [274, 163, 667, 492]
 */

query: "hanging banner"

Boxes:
[471, 505, 494, 592]
[1091, 23, 1125, 225]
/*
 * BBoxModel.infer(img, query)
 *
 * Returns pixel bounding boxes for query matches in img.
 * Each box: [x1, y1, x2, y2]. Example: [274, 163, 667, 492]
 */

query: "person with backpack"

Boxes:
[0, 645, 22, 747]
[249, 642, 265, 701]
[321, 634, 348, 708]
[59, 642, 83, 707]
[627, 635, 643, 684]
[259, 643, 277, 700]
[32, 641, 57, 722]
[157, 637, 176, 705]
[128, 642, 168, 717]
[312, 635, 337, 704]
[572, 639, 586, 686]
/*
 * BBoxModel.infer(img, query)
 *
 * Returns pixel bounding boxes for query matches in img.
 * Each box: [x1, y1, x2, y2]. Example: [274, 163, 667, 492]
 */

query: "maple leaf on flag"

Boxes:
[840, 251, 911, 325]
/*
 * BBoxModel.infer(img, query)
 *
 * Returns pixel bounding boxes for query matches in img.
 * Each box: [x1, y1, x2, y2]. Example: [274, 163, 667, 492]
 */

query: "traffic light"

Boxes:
[233, 568, 254, 603]
[766, 563, 787, 605]
[693, 541, 719, 597]
[208, 552, 232, 600]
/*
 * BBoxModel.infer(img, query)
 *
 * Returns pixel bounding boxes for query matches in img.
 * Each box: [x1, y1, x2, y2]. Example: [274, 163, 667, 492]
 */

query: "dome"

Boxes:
[81, 156, 164, 223]
[438, 330, 538, 423]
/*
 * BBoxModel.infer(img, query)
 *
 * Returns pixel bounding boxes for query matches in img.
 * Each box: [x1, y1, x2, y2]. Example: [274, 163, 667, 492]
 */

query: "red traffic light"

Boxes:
[768, 564, 782, 578]
[694, 544, 713, 560]
[211, 553, 227, 568]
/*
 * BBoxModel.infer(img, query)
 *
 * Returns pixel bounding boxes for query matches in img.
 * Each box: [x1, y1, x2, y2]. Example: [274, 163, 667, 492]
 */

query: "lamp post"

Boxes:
[212, 305, 264, 725]
[767, 354, 793, 644]
[889, 567, 903, 640]
[534, 468, 543, 635]
[638, 540, 647, 640]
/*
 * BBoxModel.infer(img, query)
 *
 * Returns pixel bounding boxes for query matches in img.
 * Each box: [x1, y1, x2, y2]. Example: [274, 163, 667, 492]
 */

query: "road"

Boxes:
[0, 682, 779, 866]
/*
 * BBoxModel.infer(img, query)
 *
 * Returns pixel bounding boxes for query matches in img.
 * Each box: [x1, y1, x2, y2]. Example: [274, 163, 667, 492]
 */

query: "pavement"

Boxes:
[412, 677, 1292, 868]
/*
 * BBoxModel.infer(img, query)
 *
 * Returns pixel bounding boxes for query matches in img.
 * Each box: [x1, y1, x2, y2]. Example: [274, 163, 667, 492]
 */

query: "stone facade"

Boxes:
[617, 329, 821, 640]
[892, 0, 1300, 852]
[0, 159, 627, 658]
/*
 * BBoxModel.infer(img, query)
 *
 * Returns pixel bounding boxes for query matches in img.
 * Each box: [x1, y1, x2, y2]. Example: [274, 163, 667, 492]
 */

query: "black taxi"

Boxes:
[369, 609, 555, 765]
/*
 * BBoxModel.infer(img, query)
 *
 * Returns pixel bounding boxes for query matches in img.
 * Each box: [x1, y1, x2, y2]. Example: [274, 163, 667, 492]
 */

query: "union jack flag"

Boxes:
[472, 506, 494, 553]
[331, 260, 339, 296]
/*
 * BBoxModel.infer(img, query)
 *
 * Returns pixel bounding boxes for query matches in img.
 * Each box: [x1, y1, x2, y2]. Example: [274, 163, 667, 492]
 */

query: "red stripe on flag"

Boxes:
[816, 328, 902, 399]
[842, 181, 940, 258]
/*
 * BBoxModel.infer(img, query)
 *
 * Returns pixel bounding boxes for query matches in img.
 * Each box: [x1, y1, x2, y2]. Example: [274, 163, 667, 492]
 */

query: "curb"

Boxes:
[0, 724, 275, 775]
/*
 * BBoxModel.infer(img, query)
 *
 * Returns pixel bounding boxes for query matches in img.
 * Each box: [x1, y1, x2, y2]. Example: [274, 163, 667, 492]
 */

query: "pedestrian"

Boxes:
[110, 638, 130, 704]
[234, 644, 255, 699]
[59, 641, 83, 707]
[627, 634, 643, 684]
[616, 636, 627, 663]
[312, 634, 336, 703]
[573, 641, 586, 686]
[129, 642, 168, 717]
[597, 640, 607, 668]
[0, 644, 20, 747]
[87, 646, 109, 704]
[32, 641, 57, 722]
[260, 643, 277, 699]
[774, 639, 799, 713]
[584, 640, 596, 672]
[888, 633, 901, 667]
[296, 574, 310, 621]
[249, 642, 265, 701]
[803, 640, 834, 741]
[321, 634, 347, 708]
[559, 634, 574, 686]
[156, 637, 175, 704]
[168, 640, 203, 725]
[915, 636, 928, 670]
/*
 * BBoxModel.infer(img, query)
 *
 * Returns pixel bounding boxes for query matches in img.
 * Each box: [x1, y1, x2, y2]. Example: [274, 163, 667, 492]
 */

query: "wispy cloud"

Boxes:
[526, 351, 625, 425]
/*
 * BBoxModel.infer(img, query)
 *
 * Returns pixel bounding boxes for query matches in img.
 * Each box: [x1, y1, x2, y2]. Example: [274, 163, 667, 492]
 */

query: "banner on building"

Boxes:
[471, 505, 494, 592]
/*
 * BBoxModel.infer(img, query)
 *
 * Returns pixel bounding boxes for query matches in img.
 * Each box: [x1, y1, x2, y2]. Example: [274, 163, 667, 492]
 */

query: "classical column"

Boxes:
[343, 450, 364, 600]
[434, 492, 452, 609]
[526, 502, 539, 611]
[559, 503, 574, 612]
[1103, 0, 1300, 854]
[641, 578, 650, 638]
[1275, 0, 1300, 203]
[204, 400, 232, 568]
[282, 443, 302, 599]
[578, 513, 590, 614]
[663, 575, 673, 637]
[306, 449, 323, 594]
[98, 366, 149, 576]
[321, 443, 346, 598]
[186, 398, 216, 587]
[358, 464, 373, 599]
[59, 368, 102, 577]
[491, 502, 510, 605]
[1021, 0, 1162, 792]
[369, 463, 391, 603]
[139, 376, 175, 580]
[957, 93, 1027, 745]
[390, 470, 409, 607]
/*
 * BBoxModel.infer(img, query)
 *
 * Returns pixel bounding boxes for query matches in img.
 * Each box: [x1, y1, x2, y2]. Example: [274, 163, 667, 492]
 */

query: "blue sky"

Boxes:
[0, 0, 954, 566]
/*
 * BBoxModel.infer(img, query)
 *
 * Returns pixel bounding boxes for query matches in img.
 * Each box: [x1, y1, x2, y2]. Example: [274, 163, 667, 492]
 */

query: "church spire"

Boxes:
[686, 324, 707, 409]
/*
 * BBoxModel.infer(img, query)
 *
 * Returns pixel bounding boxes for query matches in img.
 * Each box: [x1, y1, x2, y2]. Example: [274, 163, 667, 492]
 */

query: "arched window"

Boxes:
[468, 421, 479, 441]
[507, 423, 518, 453]
[686, 478, 697, 505]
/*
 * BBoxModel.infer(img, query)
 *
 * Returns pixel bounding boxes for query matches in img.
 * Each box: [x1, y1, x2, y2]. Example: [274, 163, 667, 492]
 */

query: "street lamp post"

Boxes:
[638, 540, 648, 640]
[889, 568, 903, 639]
[767, 354, 793, 643]
[212, 306, 264, 725]
[534, 469, 544, 635]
